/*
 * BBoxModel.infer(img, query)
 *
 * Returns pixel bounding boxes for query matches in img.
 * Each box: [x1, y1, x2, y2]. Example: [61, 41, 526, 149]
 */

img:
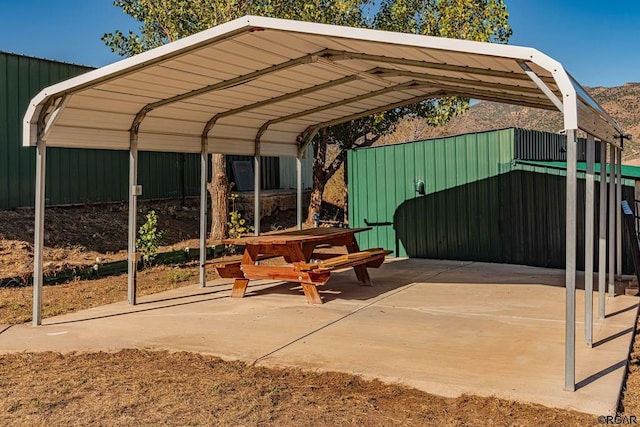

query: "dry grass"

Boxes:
[0, 349, 598, 426]
[621, 313, 640, 415]
[0, 265, 200, 324]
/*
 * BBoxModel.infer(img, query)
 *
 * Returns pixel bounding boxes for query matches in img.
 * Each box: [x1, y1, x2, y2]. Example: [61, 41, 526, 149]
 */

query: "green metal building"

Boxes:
[1, 52, 311, 209]
[348, 128, 636, 272]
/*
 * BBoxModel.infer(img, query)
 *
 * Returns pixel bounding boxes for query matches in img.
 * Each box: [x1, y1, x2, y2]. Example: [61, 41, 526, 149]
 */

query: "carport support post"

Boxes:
[584, 134, 595, 347]
[598, 142, 607, 318]
[127, 134, 139, 305]
[254, 145, 261, 236]
[609, 145, 616, 295]
[565, 128, 578, 391]
[296, 154, 302, 230]
[616, 148, 622, 280]
[32, 139, 46, 326]
[199, 140, 208, 287]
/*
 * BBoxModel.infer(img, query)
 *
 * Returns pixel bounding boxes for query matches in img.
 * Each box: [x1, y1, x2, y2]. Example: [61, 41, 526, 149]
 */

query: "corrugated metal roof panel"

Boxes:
[1, 52, 286, 208]
[23, 16, 625, 157]
[515, 160, 640, 183]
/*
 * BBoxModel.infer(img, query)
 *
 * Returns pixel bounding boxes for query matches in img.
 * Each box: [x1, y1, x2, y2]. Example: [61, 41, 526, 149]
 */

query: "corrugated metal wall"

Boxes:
[348, 129, 634, 272]
[41, 151, 279, 206]
[348, 128, 515, 255]
[279, 145, 314, 189]
[41, 151, 197, 205]
[1, 52, 91, 208]
[514, 128, 600, 163]
[1, 52, 282, 208]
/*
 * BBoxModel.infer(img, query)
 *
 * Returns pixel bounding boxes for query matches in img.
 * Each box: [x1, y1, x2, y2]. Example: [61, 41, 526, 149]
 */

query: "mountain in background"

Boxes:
[380, 82, 640, 161]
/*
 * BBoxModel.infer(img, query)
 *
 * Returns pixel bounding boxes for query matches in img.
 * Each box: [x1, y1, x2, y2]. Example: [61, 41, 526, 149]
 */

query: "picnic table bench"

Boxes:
[213, 227, 391, 304]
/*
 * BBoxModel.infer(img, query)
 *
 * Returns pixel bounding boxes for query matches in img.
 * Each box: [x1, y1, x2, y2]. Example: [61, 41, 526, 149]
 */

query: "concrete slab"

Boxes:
[0, 259, 636, 415]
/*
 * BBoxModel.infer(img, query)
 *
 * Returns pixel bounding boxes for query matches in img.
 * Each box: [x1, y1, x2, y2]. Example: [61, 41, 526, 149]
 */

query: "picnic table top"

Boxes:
[221, 227, 371, 246]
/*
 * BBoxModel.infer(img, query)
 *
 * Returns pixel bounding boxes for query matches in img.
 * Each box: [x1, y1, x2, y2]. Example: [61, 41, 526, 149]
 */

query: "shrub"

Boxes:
[226, 194, 253, 254]
[167, 269, 192, 284]
[227, 194, 253, 240]
[136, 210, 165, 268]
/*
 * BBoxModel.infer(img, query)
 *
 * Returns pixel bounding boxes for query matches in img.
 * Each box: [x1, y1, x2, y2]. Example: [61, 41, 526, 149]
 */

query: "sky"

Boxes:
[0, 0, 638, 88]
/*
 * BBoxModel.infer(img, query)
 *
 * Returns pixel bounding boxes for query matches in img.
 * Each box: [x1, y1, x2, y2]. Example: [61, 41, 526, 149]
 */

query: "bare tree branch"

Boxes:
[324, 133, 381, 178]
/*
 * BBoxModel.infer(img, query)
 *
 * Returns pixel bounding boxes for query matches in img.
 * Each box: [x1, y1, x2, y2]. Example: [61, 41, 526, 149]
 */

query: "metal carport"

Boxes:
[22, 15, 626, 391]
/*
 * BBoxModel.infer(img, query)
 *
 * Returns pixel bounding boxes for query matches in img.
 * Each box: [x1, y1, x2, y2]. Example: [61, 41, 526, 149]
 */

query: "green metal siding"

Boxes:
[390, 169, 633, 271]
[1, 52, 92, 208]
[348, 128, 515, 256]
[1, 52, 281, 208]
[41, 150, 277, 206]
[348, 129, 635, 273]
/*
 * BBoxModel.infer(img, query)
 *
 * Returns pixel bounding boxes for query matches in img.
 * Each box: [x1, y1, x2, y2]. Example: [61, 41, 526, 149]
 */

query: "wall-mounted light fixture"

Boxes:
[415, 179, 425, 196]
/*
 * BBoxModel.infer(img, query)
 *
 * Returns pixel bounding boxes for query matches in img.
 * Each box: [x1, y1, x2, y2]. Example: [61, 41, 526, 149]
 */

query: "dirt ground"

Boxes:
[0, 200, 637, 425]
[0, 197, 337, 279]
[0, 199, 204, 278]
[0, 350, 598, 426]
[620, 319, 640, 416]
[0, 264, 201, 324]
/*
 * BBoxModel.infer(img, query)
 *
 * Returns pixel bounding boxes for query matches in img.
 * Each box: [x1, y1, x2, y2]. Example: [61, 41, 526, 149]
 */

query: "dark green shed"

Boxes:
[347, 128, 636, 272]
[0, 52, 282, 209]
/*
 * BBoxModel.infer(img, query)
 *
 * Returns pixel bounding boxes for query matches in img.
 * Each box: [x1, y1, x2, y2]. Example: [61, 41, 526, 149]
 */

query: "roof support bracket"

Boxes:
[296, 90, 446, 157]
[324, 49, 557, 84]
[201, 74, 363, 144]
[42, 95, 69, 140]
[298, 128, 319, 157]
[316, 57, 395, 87]
[298, 91, 446, 140]
[131, 52, 325, 134]
[36, 96, 58, 142]
[443, 90, 555, 111]
[374, 67, 544, 96]
[253, 80, 427, 156]
[130, 105, 154, 133]
[519, 61, 564, 112]
[254, 80, 429, 146]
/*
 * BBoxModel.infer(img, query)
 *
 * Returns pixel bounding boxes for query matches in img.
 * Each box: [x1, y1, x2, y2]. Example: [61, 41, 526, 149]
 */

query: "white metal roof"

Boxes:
[23, 15, 625, 156]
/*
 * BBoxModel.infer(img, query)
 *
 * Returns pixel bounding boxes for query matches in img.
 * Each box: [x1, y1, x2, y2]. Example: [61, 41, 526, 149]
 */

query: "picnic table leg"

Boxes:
[353, 266, 372, 286]
[301, 283, 323, 304]
[346, 239, 373, 287]
[229, 246, 260, 298]
[231, 279, 249, 298]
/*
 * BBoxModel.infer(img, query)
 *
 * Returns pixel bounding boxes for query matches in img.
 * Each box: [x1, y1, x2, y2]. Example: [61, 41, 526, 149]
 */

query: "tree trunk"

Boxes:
[207, 153, 228, 240]
[305, 130, 381, 225]
[306, 129, 328, 224]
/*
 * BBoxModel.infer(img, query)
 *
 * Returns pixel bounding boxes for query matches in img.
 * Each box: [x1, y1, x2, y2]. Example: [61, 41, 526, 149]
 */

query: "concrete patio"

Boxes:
[0, 258, 637, 415]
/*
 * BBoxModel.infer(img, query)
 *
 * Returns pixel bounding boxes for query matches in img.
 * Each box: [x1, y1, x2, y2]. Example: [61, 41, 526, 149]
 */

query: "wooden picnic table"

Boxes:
[216, 227, 391, 304]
